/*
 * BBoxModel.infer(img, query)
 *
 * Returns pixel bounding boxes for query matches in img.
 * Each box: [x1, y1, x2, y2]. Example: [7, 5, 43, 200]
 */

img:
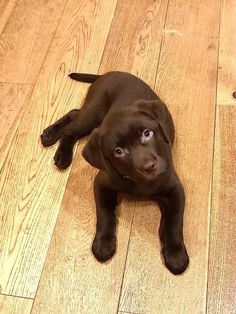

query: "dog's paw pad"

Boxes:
[54, 148, 72, 169]
[92, 235, 116, 263]
[41, 125, 61, 147]
[163, 245, 189, 275]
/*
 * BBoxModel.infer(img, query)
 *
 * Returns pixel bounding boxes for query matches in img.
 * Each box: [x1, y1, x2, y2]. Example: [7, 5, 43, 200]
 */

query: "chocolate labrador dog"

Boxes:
[41, 71, 189, 275]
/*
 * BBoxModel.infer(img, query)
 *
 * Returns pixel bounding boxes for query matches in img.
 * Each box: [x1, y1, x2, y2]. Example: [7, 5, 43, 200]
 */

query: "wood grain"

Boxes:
[0, 0, 66, 84]
[0, 83, 33, 150]
[206, 1, 236, 311]
[31, 1, 169, 313]
[119, 0, 220, 313]
[217, 0, 236, 105]
[206, 107, 236, 314]
[1, 0, 235, 312]
[100, 0, 169, 87]
[0, 295, 33, 314]
[32, 162, 135, 314]
[118, 312, 138, 314]
[0, 0, 18, 36]
[0, 0, 117, 298]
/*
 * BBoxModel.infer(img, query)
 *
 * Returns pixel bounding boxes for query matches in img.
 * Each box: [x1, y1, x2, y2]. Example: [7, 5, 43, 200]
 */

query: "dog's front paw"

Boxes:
[41, 125, 62, 147]
[54, 147, 72, 169]
[163, 244, 189, 275]
[92, 234, 116, 263]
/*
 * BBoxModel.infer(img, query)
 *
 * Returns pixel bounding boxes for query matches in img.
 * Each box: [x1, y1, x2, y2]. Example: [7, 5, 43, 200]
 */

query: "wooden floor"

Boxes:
[0, 0, 235, 313]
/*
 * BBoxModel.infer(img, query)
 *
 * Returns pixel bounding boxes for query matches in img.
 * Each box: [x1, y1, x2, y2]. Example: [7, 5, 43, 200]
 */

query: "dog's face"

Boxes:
[82, 100, 173, 183]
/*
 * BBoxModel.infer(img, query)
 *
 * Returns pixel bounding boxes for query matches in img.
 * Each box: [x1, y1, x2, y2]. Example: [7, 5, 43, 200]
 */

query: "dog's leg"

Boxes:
[157, 182, 189, 275]
[41, 109, 79, 147]
[92, 173, 117, 262]
[53, 96, 108, 169]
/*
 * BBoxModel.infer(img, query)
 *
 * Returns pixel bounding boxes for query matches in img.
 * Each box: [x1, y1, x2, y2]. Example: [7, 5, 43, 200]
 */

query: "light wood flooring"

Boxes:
[0, 0, 235, 313]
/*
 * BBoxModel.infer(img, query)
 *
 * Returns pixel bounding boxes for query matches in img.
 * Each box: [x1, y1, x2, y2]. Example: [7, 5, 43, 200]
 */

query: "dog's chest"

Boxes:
[109, 174, 166, 197]
[125, 181, 159, 198]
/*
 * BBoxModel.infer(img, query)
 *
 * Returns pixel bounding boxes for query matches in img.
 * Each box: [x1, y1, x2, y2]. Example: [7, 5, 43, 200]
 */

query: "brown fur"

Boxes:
[41, 71, 189, 275]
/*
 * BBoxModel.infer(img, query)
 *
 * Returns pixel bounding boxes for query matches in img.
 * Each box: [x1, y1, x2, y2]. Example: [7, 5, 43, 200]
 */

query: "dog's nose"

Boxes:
[142, 161, 157, 174]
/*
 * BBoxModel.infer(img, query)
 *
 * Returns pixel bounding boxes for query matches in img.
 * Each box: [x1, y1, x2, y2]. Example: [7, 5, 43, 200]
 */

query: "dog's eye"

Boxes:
[114, 147, 125, 158]
[142, 129, 153, 141]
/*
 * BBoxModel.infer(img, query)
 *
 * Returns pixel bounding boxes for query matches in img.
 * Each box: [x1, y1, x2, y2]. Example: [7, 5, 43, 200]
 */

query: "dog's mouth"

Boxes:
[142, 166, 165, 181]
[146, 168, 163, 180]
[123, 166, 165, 183]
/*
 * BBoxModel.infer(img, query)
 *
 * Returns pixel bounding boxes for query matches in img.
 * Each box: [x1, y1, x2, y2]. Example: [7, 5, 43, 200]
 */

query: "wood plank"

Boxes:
[31, 1, 169, 313]
[118, 312, 138, 314]
[0, 0, 18, 36]
[207, 106, 236, 314]
[0, 83, 33, 150]
[119, 0, 220, 313]
[0, 0, 117, 298]
[100, 0, 169, 87]
[0, 0, 66, 84]
[217, 0, 236, 105]
[0, 295, 33, 314]
[207, 2, 236, 311]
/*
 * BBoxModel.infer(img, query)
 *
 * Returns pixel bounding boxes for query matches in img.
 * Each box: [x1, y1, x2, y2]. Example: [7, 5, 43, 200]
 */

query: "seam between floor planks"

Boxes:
[118, 311, 139, 314]
[0, 293, 33, 301]
[205, 0, 222, 312]
[115, 209, 136, 314]
[0, 294, 33, 314]
[153, 0, 170, 88]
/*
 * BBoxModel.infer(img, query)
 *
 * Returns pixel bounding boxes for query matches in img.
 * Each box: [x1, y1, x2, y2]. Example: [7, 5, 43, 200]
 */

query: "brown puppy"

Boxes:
[41, 71, 189, 275]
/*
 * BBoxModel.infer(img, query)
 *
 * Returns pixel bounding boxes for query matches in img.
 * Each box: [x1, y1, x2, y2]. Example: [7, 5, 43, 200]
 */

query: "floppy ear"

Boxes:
[136, 99, 172, 144]
[82, 128, 109, 171]
[156, 118, 170, 144]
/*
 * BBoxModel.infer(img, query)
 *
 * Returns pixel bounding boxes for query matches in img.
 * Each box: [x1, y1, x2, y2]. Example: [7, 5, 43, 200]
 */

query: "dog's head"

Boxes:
[82, 100, 174, 183]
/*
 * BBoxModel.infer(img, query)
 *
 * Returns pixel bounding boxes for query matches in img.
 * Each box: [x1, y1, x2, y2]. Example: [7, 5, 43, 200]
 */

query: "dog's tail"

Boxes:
[68, 72, 101, 83]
